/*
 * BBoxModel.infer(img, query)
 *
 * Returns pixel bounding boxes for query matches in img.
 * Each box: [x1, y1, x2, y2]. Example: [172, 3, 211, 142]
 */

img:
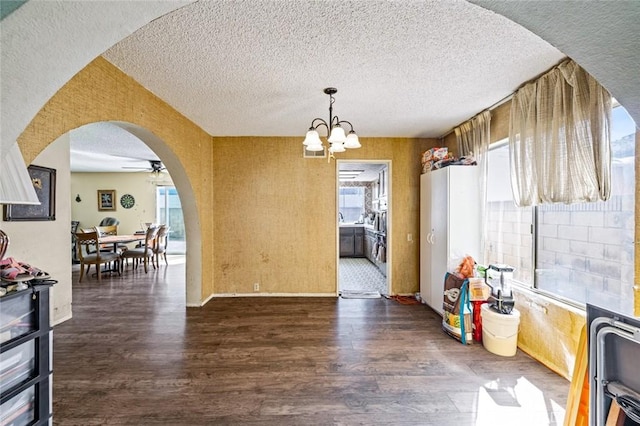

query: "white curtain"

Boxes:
[509, 59, 612, 206]
[454, 110, 491, 264]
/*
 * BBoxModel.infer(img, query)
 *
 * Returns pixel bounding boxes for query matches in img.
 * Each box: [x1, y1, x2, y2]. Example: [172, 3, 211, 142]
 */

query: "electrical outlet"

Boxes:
[253, 283, 259, 292]
[407, 233, 413, 242]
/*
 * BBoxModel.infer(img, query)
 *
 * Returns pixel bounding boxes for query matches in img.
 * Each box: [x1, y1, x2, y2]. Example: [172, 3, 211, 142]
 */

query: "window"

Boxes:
[339, 186, 365, 223]
[156, 186, 185, 254]
[485, 143, 533, 284]
[485, 105, 635, 312]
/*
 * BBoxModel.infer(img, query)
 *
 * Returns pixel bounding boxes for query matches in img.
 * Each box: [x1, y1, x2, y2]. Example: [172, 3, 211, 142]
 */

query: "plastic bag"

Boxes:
[442, 272, 472, 344]
[448, 255, 475, 279]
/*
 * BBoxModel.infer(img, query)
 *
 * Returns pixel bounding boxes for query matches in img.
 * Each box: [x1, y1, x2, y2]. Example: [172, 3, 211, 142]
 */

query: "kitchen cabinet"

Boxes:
[364, 227, 387, 277]
[379, 168, 387, 198]
[373, 166, 388, 211]
[364, 228, 375, 263]
[339, 226, 364, 257]
[420, 166, 479, 315]
[0, 282, 54, 425]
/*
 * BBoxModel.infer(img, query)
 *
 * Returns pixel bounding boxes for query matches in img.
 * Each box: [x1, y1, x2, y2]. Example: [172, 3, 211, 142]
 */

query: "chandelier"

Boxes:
[302, 87, 360, 159]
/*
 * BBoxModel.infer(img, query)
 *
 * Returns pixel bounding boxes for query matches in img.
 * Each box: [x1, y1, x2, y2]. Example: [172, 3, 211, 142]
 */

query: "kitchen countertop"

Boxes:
[339, 223, 371, 228]
[339, 223, 384, 235]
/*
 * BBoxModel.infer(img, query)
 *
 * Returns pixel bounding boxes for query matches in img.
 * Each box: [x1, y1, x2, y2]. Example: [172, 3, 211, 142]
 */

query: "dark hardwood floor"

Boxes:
[53, 257, 568, 425]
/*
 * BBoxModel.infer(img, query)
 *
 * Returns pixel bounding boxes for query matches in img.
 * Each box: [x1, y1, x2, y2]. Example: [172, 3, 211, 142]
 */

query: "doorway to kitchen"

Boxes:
[337, 160, 390, 297]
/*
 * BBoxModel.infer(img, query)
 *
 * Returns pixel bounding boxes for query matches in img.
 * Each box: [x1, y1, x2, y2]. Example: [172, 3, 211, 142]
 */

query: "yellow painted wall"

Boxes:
[211, 136, 434, 295]
[16, 57, 215, 301]
[513, 288, 586, 380]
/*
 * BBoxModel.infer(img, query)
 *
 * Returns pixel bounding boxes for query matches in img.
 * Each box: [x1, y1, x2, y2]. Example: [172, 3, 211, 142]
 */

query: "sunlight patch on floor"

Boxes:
[166, 255, 186, 265]
[472, 377, 565, 425]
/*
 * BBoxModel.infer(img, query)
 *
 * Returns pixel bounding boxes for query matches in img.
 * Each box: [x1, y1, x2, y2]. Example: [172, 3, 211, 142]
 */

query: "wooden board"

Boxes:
[605, 400, 626, 426]
[564, 324, 589, 426]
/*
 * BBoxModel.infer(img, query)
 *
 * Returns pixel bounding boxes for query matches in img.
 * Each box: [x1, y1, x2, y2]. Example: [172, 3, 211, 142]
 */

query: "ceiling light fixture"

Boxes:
[303, 87, 360, 161]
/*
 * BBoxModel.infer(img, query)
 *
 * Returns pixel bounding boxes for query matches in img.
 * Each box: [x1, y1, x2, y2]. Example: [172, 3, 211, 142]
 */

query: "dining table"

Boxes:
[99, 233, 147, 251]
[97, 233, 147, 275]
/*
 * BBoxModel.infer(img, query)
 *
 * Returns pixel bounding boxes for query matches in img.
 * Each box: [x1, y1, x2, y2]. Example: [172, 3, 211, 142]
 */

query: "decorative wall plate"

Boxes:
[120, 194, 135, 209]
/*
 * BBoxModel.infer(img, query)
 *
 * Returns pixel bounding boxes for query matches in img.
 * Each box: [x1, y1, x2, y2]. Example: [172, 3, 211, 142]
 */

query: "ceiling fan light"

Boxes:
[328, 125, 346, 144]
[303, 129, 321, 146]
[344, 131, 361, 149]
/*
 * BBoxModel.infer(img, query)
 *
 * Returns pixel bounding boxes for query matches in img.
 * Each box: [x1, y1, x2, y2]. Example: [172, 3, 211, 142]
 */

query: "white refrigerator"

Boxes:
[419, 165, 480, 315]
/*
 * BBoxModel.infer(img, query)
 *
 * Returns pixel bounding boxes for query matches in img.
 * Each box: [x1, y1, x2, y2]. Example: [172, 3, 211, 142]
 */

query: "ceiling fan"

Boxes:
[122, 160, 166, 173]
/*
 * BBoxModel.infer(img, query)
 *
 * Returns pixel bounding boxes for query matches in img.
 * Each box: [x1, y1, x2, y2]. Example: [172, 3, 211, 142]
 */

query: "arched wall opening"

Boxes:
[68, 120, 201, 305]
[108, 121, 202, 306]
[16, 58, 214, 313]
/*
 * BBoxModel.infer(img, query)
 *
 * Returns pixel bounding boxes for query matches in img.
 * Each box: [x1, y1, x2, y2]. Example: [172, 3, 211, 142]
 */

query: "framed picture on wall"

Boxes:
[3, 165, 57, 221]
[97, 189, 116, 211]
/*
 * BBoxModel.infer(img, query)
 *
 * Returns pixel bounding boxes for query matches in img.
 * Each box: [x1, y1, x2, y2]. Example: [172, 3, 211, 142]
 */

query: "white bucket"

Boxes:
[481, 303, 520, 357]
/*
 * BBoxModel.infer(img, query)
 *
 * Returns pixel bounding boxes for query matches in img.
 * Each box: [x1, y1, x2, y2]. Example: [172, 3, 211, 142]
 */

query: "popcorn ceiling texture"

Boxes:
[0, 0, 192, 154]
[102, 0, 565, 139]
[472, 0, 640, 133]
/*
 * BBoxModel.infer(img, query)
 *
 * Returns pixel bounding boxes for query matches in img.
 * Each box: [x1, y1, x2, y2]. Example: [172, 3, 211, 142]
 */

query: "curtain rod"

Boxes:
[439, 58, 571, 141]
[438, 92, 514, 140]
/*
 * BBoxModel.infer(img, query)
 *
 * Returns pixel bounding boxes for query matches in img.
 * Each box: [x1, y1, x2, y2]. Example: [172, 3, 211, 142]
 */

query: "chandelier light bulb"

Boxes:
[303, 129, 321, 146]
[330, 142, 346, 153]
[344, 131, 361, 149]
[328, 125, 346, 144]
[307, 141, 325, 151]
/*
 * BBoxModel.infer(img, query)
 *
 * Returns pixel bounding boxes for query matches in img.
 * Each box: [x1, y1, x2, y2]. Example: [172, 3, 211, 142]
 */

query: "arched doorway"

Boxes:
[5, 115, 206, 324]
[70, 121, 201, 305]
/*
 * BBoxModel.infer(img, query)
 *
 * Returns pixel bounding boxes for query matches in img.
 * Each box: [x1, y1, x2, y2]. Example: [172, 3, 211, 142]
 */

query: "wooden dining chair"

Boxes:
[75, 230, 122, 282]
[95, 225, 128, 253]
[95, 225, 118, 236]
[153, 225, 170, 266]
[121, 226, 160, 273]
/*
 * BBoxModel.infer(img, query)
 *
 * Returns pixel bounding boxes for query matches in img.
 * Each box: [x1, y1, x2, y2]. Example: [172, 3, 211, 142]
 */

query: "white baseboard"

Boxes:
[186, 292, 216, 307]
[212, 293, 337, 298]
[52, 312, 73, 326]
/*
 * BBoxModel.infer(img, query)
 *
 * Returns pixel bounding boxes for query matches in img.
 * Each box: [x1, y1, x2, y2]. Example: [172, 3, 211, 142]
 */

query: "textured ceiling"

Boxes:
[36, 1, 637, 173]
[70, 123, 161, 173]
[102, 0, 565, 141]
[471, 0, 640, 132]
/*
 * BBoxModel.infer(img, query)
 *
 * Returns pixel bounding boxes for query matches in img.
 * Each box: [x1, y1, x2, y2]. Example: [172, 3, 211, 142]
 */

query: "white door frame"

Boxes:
[336, 159, 392, 296]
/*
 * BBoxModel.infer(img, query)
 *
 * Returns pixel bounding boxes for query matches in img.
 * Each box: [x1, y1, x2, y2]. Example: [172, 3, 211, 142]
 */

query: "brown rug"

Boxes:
[389, 295, 421, 305]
